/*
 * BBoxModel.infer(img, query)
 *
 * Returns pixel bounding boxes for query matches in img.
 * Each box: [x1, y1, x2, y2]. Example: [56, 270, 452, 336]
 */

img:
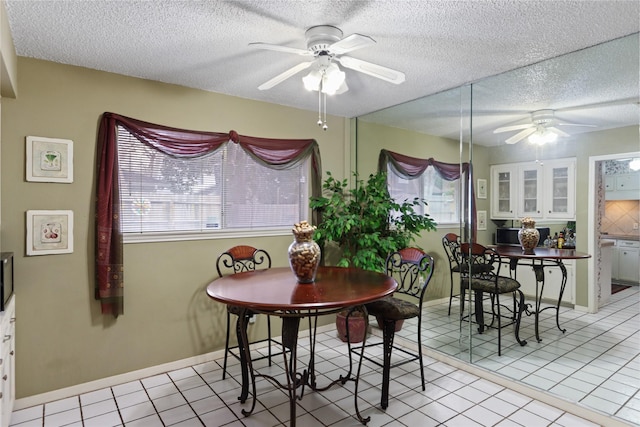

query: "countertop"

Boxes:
[600, 234, 640, 241]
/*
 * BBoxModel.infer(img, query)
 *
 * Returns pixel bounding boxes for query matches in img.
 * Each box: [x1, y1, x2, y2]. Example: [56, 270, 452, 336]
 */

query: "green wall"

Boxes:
[1, 57, 350, 397]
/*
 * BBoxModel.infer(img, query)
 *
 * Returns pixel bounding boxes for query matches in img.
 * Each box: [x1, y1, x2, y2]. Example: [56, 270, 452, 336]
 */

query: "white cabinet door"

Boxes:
[516, 261, 575, 305]
[611, 242, 619, 280]
[0, 297, 15, 427]
[490, 165, 517, 219]
[518, 163, 543, 218]
[615, 172, 640, 192]
[543, 159, 576, 220]
[617, 241, 640, 283]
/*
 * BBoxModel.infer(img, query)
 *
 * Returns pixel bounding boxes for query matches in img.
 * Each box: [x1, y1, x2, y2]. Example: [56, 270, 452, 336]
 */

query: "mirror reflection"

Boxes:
[356, 33, 639, 425]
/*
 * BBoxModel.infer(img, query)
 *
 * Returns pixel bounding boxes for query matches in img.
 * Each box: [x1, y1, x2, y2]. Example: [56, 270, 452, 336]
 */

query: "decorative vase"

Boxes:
[518, 217, 540, 253]
[288, 221, 321, 283]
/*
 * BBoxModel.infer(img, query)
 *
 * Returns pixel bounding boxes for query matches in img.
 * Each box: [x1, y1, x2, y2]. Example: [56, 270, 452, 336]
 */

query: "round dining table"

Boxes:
[206, 265, 397, 426]
[492, 245, 591, 342]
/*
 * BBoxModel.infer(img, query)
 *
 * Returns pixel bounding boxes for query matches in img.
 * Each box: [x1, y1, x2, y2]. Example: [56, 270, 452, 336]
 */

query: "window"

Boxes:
[387, 164, 461, 224]
[117, 126, 310, 236]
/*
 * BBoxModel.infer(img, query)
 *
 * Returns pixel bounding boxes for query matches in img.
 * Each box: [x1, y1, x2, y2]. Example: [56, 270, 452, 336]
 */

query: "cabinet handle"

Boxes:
[10, 317, 15, 323]
[10, 351, 14, 356]
[3, 335, 10, 343]
[2, 375, 7, 381]
[0, 392, 3, 399]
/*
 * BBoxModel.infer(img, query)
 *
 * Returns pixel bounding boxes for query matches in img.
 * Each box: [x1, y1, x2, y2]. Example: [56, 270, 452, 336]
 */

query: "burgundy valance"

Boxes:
[96, 112, 322, 317]
[378, 149, 476, 240]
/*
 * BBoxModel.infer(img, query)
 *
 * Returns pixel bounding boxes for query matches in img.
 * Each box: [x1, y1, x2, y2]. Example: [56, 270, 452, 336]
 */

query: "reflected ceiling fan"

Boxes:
[250, 25, 405, 129]
[494, 109, 596, 145]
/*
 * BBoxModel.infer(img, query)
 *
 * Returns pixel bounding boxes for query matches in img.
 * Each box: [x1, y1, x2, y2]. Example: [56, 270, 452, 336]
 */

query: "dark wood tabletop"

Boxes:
[206, 266, 398, 312]
[491, 245, 591, 260]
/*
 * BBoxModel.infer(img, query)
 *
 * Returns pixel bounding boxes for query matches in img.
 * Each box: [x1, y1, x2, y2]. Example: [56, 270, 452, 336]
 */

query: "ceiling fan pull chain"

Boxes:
[317, 85, 323, 127]
[322, 92, 328, 131]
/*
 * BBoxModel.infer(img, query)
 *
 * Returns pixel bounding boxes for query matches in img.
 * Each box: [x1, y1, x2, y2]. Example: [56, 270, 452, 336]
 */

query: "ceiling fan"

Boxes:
[249, 25, 406, 93]
[494, 109, 596, 145]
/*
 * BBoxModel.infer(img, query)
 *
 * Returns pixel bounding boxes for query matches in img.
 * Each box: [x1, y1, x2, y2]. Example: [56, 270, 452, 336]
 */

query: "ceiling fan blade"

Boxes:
[249, 42, 312, 56]
[556, 122, 598, 128]
[329, 34, 375, 55]
[505, 127, 536, 144]
[547, 127, 570, 137]
[258, 61, 314, 90]
[493, 123, 534, 134]
[336, 56, 405, 84]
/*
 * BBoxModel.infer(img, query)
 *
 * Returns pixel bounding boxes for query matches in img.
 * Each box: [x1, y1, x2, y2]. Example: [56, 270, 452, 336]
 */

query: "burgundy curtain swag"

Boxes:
[96, 113, 322, 317]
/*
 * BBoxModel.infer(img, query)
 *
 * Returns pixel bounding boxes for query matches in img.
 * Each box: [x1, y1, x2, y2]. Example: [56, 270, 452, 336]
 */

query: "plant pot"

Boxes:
[336, 310, 368, 343]
[375, 316, 404, 332]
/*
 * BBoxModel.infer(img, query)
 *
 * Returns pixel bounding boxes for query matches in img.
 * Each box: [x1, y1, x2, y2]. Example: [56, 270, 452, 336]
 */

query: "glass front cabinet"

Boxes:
[490, 158, 575, 221]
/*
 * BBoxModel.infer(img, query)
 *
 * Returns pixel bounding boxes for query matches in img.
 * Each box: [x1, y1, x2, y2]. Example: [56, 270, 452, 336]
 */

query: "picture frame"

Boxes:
[477, 179, 487, 199]
[26, 210, 74, 256]
[26, 136, 73, 183]
[477, 210, 487, 231]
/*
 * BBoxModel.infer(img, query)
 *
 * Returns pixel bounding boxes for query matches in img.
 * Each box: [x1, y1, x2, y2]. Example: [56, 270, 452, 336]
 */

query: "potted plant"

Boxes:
[310, 171, 437, 341]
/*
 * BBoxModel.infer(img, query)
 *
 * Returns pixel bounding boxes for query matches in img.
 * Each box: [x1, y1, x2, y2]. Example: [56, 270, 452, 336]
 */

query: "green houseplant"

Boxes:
[310, 171, 437, 272]
[310, 171, 437, 341]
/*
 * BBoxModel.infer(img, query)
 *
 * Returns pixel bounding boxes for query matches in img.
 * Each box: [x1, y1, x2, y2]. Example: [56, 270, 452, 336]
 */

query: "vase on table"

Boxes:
[518, 217, 540, 254]
[288, 221, 321, 283]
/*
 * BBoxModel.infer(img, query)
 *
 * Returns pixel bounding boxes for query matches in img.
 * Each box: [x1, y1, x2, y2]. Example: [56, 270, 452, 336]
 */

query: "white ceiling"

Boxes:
[4, 0, 640, 144]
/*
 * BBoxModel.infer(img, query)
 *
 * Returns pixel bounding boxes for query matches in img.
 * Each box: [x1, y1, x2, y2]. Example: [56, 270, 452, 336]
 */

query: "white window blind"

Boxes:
[117, 126, 310, 235]
[387, 164, 461, 225]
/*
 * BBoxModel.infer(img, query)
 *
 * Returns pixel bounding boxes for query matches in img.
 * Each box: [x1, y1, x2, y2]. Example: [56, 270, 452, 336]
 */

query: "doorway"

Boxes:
[588, 151, 640, 312]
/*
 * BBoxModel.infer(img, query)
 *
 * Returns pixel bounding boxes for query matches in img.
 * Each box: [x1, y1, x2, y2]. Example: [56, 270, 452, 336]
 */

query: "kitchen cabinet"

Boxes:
[616, 240, 640, 283]
[515, 260, 575, 305]
[0, 297, 15, 427]
[605, 171, 640, 200]
[491, 164, 517, 218]
[490, 158, 575, 220]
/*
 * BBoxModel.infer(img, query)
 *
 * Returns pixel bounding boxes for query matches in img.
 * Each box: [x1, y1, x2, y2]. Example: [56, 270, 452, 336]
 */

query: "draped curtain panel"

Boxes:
[95, 112, 322, 317]
[377, 149, 477, 240]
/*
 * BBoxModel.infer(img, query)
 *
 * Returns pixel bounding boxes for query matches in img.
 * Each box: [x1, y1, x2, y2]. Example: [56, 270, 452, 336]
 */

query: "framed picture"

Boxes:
[26, 136, 73, 183]
[477, 210, 487, 230]
[477, 179, 487, 199]
[26, 210, 74, 255]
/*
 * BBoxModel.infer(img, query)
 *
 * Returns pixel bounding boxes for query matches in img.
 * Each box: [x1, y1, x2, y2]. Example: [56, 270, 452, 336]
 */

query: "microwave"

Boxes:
[495, 227, 550, 247]
[1, 252, 14, 311]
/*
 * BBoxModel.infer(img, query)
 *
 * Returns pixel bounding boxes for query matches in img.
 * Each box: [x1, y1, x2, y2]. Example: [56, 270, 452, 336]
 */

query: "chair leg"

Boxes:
[380, 318, 396, 410]
[448, 271, 454, 316]
[267, 315, 272, 366]
[417, 314, 425, 391]
[222, 311, 231, 379]
[495, 294, 502, 356]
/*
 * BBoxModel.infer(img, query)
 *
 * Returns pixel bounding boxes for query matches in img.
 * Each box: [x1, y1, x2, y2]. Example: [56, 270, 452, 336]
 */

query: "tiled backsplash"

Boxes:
[602, 199, 640, 236]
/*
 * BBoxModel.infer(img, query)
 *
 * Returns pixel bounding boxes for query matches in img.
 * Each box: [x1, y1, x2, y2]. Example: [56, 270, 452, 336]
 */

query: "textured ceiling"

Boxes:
[4, 0, 640, 144]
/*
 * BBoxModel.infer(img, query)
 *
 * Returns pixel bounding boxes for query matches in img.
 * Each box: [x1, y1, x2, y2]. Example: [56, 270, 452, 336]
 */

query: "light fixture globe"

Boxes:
[528, 127, 558, 145]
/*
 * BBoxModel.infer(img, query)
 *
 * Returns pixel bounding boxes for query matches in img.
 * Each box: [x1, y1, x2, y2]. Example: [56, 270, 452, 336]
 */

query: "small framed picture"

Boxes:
[477, 210, 487, 230]
[26, 136, 73, 183]
[26, 210, 74, 255]
[477, 179, 487, 199]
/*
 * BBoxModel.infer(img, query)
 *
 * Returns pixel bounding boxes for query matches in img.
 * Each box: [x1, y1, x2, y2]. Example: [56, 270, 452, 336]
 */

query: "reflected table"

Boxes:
[492, 245, 591, 342]
[206, 266, 397, 426]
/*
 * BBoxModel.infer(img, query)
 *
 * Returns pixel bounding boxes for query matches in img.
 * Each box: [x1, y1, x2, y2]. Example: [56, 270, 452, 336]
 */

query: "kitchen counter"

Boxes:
[600, 234, 640, 241]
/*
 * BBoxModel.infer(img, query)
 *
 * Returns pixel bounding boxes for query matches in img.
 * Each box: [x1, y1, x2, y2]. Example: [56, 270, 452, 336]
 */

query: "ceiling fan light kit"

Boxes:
[250, 24, 405, 130]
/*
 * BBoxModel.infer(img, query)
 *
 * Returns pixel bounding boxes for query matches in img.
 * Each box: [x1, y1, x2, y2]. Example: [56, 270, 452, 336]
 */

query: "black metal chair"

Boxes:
[355, 247, 435, 409]
[460, 242, 527, 356]
[216, 245, 280, 379]
[442, 233, 462, 315]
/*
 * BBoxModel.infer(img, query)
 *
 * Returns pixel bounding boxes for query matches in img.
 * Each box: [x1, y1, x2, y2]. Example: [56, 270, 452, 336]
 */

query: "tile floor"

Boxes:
[11, 326, 610, 427]
[397, 284, 640, 426]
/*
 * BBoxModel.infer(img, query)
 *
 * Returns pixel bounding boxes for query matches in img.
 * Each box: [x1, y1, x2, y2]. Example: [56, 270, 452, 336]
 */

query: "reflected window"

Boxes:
[387, 164, 460, 225]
